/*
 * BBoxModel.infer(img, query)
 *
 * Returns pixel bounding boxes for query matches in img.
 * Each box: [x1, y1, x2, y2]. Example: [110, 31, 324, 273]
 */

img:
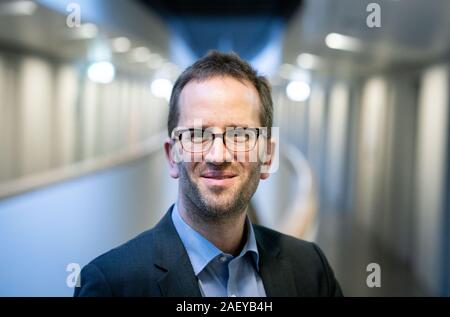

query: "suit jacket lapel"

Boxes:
[156, 255, 202, 297]
[254, 226, 299, 297]
[153, 206, 202, 297]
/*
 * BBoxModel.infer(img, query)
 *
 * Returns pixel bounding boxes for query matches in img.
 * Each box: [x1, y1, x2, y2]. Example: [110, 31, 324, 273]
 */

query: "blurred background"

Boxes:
[0, 0, 449, 296]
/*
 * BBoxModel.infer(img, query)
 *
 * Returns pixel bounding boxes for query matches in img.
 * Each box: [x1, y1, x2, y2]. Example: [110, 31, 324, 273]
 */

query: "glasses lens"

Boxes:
[225, 128, 257, 152]
[180, 129, 212, 153]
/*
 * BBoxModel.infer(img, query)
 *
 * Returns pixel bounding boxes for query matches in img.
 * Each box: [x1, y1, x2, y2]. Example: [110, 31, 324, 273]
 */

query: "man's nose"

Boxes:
[204, 136, 232, 164]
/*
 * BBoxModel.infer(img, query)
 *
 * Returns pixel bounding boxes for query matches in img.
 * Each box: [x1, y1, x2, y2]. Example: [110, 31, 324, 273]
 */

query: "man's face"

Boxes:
[166, 76, 272, 221]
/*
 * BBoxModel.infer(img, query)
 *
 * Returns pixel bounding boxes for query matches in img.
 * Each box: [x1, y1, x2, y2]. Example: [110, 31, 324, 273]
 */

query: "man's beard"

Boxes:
[178, 162, 261, 223]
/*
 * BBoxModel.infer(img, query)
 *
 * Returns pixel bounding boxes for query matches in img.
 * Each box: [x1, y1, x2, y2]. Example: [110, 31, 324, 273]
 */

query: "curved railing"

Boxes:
[0, 132, 167, 200]
[277, 143, 319, 241]
[251, 140, 319, 241]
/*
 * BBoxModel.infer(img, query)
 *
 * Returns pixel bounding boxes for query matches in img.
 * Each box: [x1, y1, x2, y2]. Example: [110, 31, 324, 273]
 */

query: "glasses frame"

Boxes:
[172, 127, 266, 153]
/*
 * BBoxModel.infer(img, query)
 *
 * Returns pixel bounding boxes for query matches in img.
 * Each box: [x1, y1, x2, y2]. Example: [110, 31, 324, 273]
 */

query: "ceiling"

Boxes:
[0, 0, 171, 77]
[137, 0, 450, 76]
[283, 0, 450, 76]
[139, 0, 302, 18]
[0, 0, 448, 78]
[138, 0, 303, 64]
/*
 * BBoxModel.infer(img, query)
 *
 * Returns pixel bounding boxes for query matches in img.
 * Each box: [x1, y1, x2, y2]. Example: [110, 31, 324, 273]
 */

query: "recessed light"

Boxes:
[111, 37, 131, 53]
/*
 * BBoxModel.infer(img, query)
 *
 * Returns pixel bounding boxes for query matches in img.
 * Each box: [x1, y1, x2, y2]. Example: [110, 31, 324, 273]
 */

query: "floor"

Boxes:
[315, 210, 430, 296]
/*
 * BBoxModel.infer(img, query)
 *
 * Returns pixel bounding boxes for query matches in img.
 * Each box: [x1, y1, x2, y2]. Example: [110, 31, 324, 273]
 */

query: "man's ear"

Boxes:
[260, 138, 276, 180]
[164, 138, 180, 179]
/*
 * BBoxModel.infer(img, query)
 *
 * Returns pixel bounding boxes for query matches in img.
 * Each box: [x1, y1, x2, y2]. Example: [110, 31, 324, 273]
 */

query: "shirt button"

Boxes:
[219, 255, 227, 263]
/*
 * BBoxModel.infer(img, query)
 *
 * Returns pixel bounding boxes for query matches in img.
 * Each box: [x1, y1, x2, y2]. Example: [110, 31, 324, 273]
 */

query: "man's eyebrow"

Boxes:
[229, 124, 249, 128]
[200, 124, 250, 128]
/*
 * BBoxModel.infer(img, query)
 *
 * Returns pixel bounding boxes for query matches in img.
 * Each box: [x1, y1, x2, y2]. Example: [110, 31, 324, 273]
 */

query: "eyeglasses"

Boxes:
[172, 127, 265, 153]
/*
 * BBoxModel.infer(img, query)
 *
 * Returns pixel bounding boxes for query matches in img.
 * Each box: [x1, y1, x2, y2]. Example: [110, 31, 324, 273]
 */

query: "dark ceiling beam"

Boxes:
[139, 0, 303, 19]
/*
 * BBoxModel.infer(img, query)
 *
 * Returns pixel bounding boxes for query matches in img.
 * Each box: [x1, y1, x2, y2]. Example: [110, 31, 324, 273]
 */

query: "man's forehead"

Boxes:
[177, 76, 261, 126]
[176, 122, 252, 129]
[179, 76, 259, 102]
[176, 119, 256, 129]
[183, 75, 252, 88]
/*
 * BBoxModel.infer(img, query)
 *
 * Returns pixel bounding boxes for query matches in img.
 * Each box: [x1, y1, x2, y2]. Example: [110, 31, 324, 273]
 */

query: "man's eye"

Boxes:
[190, 130, 208, 143]
[234, 133, 247, 139]
[230, 132, 249, 142]
[189, 130, 203, 137]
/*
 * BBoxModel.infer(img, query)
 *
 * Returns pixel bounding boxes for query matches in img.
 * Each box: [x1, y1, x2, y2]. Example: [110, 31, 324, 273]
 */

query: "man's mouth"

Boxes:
[201, 171, 237, 179]
[200, 171, 238, 187]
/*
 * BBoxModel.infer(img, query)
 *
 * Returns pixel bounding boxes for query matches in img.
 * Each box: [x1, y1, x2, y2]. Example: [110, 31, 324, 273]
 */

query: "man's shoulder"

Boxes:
[89, 227, 156, 270]
[75, 226, 164, 296]
[253, 224, 326, 264]
[253, 224, 316, 249]
[87, 209, 175, 272]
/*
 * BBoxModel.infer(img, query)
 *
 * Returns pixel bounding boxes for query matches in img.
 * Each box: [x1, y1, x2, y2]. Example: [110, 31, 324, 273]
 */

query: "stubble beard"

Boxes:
[178, 162, 261, 224]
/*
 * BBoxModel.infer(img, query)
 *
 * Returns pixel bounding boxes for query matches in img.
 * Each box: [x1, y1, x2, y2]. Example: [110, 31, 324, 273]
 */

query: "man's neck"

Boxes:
[176, 198, 248, 256]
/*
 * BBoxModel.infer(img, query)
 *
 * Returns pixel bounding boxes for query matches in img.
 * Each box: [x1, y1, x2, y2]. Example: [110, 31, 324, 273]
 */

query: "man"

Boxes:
[75, 51, 343, 297]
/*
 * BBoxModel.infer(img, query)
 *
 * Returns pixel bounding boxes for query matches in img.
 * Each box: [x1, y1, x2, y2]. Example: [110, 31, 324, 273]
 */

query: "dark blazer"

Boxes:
[74, 205, 343, 297]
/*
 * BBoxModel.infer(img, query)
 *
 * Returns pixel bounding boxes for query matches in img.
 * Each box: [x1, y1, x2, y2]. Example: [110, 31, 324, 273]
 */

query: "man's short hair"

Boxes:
[167, 50, 273, 138]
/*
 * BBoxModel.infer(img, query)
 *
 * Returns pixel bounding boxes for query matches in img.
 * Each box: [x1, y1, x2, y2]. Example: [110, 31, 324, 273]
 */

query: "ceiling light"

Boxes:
[0, 1, 37, 16]
[286, 80, 311, 102]
[325, 33, 362, 52]
[111, 37, 131, 53]
[132, 47, 151, 63]
[151, 78, 173, 101]
[297, 53, 322, 70]
[87, 62, 115, 84]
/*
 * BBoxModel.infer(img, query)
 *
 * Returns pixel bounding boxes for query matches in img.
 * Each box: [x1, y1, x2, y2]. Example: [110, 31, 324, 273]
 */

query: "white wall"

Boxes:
[414, 64, 449, 294]
[0, 151, 177, 296]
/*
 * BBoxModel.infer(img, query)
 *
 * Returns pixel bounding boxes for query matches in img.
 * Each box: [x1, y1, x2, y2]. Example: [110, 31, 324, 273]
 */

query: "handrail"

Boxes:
[0, 132, 167, 200]
[277, 143, 319, 241]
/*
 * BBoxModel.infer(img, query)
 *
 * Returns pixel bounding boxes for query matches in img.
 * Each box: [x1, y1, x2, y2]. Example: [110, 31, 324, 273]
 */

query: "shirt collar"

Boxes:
[171, 203, 260, 276]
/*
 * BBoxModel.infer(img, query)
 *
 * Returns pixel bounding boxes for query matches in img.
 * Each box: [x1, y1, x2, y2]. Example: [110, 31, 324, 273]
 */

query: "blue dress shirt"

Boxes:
[171, 204, 266, 297]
